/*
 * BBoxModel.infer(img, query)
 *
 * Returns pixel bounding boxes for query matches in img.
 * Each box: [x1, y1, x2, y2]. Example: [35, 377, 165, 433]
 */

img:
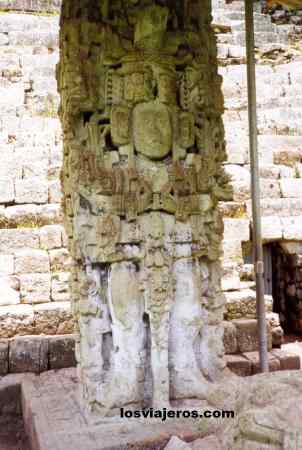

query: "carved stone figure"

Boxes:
[57, 0, 232, 418]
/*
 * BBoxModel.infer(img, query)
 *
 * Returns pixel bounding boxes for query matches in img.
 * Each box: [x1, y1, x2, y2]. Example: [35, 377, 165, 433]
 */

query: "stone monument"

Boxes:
[57, 0, 231, 418]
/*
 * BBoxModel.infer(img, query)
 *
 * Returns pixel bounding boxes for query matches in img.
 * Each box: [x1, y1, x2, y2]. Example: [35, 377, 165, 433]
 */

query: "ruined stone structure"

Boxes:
[57, 0, 231, 415]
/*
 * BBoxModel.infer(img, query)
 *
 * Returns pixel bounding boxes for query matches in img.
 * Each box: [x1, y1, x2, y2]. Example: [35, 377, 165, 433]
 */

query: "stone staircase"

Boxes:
[214, 1, 302, 369]
[212, 0, 296, 62]
[0, 10, 74, 337]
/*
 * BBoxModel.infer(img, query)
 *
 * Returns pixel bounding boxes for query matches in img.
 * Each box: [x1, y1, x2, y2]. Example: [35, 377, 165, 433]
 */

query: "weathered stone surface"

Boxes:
[20, 273, 51, 304]
[281, 216, 302, 240]
[280, 179, 302, 198]
[9, 336, 48, 373]
[48, 335, 76, 370]
[233, 319, 272, 353]
[0, 340, 9, 375]
[0, 276, 20, 306]
[0, 254, 14, 276]
[39, 224, 62, 249]
[271, 349, 301, 371]
[191, 436, 220, 450]
[0, 229, 40, 253]
[223, 218, 250, 242]
[48, 179, 62, 203]
[15, 249, 50, 274]
[57, 0, 228, 414]
[0, 0, 61, 13]
[221, 262, 241, 291]
[244, 351, 280, 374]
[222, 238, 243, 262]
[224, 289, 273, 320]
[164, 437, 191, 450]
[49, 248, 72, 272]
[51, 271, 70, 301]
[223, 321, 237, 354]
[15, 177, 48, 204]
[261, 216, 283, 241]
[225, 354, 252, 376]
[33, 302, 74, 335]
[0, 178, 14, 204]
[0, 304, 35, 338]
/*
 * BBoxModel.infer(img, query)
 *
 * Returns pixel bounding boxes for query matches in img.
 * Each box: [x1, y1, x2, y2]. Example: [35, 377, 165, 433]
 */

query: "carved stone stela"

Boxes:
[57, 0, 231, 417]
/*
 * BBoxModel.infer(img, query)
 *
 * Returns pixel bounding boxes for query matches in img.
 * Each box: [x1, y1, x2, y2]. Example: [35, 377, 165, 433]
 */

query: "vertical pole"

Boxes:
[244, 0, 269, 372]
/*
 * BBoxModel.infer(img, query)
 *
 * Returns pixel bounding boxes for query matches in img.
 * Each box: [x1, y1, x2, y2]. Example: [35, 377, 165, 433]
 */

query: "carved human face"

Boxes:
[133, 101, 172, 160]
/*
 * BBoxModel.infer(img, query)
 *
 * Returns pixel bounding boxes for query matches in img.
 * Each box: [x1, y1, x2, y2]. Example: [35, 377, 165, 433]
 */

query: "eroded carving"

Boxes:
[58, 0, 231, 418]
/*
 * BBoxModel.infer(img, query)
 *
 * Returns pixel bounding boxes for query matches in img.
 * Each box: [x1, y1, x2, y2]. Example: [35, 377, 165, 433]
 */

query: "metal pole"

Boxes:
[244, 0, 269, 372]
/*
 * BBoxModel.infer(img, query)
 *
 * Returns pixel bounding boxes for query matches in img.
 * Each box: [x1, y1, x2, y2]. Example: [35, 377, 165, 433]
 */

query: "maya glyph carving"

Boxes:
[57, 0, 232, 417]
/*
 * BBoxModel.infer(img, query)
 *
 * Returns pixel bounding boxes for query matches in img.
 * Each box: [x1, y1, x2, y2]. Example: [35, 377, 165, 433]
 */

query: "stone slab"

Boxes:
[48, 335, 76, 370]
[9, 336, 48, 374]
[225, 354, 252, 377]
[243, 351, 280, 375]
[21, 369, 210, 450]
[232, 319, 272, 353]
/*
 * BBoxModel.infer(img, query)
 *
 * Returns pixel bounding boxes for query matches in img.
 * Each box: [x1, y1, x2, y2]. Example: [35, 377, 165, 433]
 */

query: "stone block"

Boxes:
[20, 273, 51, 304]
[48, 335, 76, 370]
[225, 290, 273, 320]
[282, 216, 302, 240]
[49, 248, 72, 272]
[4, 204, 63, 228]
[260, 179, 281, 199]
[9, 336, 48, 374]
[261, 216, 282, 241]
[40, 225, 62, 250]
[221, 262, 241, 292]
[15, 249, 50, 274]
[233, 319, 272, 353]
[280, 179, 302, 198]
[21, 158, 48, 179]
[0, 147, 22, 181]
[0, 254, 14, 275]
[48, 179, 62, 203]
[222, 239, 243, 261]
[271, 349, 301, 371]
[0, 229, 40, 253]
[15, 177, 48, 204]
[0, 340, 9, 375]
[33, 302, 74, 335]
[51, 272, 70, 302]
[0, 304, 34, 338]
[225, 354, 252, 377]
[0, 276, 20, 306]
[223, 218, 250, 242]
[0, 178, 14, 204]
[244, 351, 280, 375]
[223, 321, 237, 354]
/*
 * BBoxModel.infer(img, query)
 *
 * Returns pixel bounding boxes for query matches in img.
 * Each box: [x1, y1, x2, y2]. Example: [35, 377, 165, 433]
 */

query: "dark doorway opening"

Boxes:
[271, 243, 302, 337]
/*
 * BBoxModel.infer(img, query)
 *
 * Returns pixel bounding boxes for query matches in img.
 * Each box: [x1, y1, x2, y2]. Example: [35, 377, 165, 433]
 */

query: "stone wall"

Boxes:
[0, 4, 74, 336]
[0, 0, 302, 342]
[213, 0, 302, 325]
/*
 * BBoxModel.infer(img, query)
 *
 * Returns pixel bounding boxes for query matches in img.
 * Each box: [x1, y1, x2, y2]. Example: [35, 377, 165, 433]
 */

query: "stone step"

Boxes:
[223, 319, 273, 355]
[226, 348, 301, 376]
[223, 107, 302, 135]
[0, 334, 75, 375]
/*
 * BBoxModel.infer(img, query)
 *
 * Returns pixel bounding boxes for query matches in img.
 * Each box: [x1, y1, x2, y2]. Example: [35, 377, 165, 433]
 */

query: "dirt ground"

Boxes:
[0, 415, 29, 450]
